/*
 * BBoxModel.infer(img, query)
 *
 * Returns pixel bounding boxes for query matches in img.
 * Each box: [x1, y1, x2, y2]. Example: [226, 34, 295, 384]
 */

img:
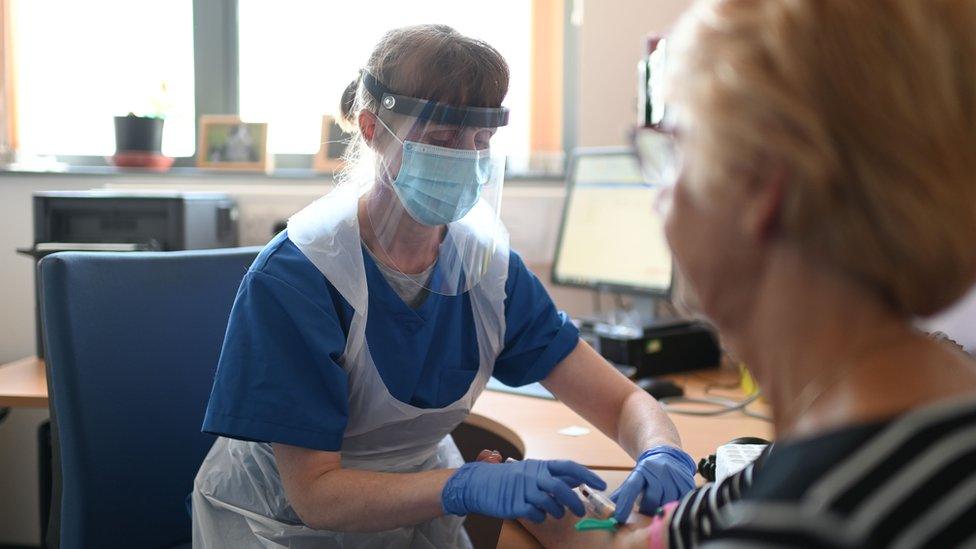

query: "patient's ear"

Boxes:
[742, 161, 787, 243]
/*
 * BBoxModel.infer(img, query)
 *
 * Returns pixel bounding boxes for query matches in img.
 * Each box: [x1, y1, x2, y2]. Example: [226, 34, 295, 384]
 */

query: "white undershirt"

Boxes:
[363, 245, 434, 309]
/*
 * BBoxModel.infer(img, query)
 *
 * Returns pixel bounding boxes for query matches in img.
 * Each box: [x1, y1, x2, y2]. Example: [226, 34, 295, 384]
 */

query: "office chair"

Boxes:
[39, 247, 261, 549]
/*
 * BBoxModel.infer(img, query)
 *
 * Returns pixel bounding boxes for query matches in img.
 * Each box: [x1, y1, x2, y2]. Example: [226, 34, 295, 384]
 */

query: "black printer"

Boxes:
[17, 190, 239, 357]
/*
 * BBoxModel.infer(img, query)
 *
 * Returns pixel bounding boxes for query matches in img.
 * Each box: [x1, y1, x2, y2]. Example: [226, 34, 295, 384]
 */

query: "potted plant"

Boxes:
[110, 82, 174, 171]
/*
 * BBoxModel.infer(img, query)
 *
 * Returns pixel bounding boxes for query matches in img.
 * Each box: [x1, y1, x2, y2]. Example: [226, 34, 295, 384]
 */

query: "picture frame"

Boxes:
[197, 115, 272, 172]
[313, 115, 350, 173]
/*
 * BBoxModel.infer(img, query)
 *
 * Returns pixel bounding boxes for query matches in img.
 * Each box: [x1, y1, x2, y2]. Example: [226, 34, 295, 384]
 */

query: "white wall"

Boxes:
[577, 0, 692, 147]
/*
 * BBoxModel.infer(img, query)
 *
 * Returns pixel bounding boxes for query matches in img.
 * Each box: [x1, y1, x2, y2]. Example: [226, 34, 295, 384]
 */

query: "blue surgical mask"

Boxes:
[375, 117, 491, 227]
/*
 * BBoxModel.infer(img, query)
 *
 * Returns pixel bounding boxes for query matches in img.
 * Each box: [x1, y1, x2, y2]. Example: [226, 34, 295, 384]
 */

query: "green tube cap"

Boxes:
[574, 517, 619, 531]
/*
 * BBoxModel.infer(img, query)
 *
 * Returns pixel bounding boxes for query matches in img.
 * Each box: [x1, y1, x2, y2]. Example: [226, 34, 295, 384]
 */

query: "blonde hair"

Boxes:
[666, 0, 976, 316]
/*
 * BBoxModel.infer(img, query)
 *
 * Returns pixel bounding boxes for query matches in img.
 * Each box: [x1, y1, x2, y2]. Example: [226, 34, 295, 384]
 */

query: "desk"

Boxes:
[0, 357, 770, 547]
[470, 369, 771, 469]
[0, 356, 47, 408]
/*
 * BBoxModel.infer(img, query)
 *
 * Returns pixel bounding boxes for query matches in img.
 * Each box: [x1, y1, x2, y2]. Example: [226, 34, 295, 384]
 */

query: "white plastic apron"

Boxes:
[192, 184, 510, 548]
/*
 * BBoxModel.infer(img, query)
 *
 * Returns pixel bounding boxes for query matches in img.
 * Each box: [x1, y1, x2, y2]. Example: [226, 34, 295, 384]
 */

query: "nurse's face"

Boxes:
[662, 135, 769, 344]
[410, 124, 495, 151]
[375, 117, 497, 183]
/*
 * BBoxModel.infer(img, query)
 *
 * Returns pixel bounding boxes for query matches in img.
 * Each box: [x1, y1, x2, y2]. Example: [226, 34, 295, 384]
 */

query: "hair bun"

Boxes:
[337, 74, 362, 133]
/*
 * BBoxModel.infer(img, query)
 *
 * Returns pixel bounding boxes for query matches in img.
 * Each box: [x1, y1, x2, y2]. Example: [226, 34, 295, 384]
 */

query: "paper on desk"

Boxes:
[558, 425, 591, 437]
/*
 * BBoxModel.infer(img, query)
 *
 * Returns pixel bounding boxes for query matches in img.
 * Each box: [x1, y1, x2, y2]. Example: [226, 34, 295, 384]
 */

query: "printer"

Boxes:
[17, 190, 239, 357]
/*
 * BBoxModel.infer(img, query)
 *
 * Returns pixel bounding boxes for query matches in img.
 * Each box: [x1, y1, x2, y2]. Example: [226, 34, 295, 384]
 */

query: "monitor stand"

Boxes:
[572, 289, 719, 379]
[584, 287, 677, 330]
[575, 289, 683, 376]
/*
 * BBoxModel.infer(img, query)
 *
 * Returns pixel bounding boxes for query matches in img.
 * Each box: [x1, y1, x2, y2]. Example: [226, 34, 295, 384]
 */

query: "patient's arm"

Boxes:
[519, 508, 663, 549]
[523, 457, 763, 549]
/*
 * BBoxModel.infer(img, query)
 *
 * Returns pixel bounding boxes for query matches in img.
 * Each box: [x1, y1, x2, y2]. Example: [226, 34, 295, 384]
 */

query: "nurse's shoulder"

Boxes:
[503, 248, 539, 298]
[246, 230, 340, 308]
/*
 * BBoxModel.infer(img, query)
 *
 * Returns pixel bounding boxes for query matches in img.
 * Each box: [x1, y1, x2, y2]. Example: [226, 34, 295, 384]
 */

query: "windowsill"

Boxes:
[0, 164, 333, 181]
[0, 163, 566, 184]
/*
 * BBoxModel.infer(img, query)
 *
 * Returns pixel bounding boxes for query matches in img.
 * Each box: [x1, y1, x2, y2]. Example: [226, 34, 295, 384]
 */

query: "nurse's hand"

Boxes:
[611, 446, 696, 523]
[441, 459, 606, 523]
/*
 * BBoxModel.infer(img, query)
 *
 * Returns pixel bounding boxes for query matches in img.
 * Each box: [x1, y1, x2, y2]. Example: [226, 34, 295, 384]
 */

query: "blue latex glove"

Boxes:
[611, 446, 696, 523]
[442, 459, 607, 523]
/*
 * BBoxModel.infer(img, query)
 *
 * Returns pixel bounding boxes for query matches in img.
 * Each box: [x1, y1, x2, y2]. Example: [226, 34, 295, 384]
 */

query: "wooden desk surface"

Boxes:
[0, 356, 47, 408]
[470, 368, 771, 470]
[470, 390, 632, 470]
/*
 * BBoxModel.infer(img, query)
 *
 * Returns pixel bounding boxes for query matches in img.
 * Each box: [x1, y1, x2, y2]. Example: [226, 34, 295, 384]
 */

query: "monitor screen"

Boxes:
[552, 148, 672, 295]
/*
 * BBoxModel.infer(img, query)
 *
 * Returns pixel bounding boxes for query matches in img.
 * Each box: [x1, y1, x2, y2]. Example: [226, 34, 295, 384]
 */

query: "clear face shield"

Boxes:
[359, 70, 510, 296]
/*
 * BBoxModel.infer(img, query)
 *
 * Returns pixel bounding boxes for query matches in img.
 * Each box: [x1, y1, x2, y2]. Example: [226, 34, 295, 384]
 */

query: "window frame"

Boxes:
[7, 0, 577, 176]
[0, 0, 16, 156]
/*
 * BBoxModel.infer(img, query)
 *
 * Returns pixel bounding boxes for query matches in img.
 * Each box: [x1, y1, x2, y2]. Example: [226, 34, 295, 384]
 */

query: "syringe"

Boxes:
[579, 485, 616, 519]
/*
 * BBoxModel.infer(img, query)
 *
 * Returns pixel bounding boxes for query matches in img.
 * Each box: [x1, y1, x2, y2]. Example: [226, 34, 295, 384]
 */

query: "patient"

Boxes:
[524, 0, 976, 546]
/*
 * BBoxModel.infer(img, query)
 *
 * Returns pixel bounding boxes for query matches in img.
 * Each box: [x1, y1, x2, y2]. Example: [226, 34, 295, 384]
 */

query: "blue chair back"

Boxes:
[40, 247, 260, 549]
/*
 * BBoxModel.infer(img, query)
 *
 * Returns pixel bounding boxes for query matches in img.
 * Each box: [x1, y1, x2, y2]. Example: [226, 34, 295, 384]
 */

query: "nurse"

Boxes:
[192, 24, 694, 547]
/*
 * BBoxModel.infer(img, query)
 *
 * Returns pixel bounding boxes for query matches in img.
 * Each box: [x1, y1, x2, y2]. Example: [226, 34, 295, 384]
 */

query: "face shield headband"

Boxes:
[361, 70, 510, 129]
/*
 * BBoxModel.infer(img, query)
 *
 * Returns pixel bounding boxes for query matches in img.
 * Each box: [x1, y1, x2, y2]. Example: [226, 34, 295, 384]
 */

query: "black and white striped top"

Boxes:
[668, 395, 976, 548]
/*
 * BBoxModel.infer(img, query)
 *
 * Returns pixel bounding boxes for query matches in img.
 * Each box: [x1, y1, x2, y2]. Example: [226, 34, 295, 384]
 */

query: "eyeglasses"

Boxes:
[632, 126, 681, 188]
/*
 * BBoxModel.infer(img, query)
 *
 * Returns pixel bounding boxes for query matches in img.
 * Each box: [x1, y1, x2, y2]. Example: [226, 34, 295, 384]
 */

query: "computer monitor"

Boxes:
[551, 147, 672, 296]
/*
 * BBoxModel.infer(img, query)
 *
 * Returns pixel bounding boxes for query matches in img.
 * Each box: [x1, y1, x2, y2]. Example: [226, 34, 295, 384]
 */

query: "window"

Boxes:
[3, 0, 567, 169]
[238, 0, 532, 161]
[12, 0, 195, 157]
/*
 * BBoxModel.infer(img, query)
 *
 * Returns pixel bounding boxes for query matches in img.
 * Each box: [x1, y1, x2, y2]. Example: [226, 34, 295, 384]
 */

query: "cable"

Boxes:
[742, 407, 773, 421]
[677, 361, 773, 421]
[661, 299, 682, 318]
[660, 391, 772, 422]
[702, 379, 741, 394]
[661, 392, 759, 415]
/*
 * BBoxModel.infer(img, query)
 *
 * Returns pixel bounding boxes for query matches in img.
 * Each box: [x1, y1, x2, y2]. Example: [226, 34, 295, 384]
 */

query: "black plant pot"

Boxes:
[114, 115, 164, 153]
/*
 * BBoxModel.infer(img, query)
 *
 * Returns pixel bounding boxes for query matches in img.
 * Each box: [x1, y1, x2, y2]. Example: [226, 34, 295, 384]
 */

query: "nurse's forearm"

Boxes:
[274, 442, 456, 533]
[616, 388, 681, 457]
[301, 467, 456, 532]
[544, 341, 681, 459]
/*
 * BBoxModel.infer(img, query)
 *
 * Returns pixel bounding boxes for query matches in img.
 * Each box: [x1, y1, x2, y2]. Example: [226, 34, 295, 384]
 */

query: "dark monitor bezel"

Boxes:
[550, 146, 674, 298]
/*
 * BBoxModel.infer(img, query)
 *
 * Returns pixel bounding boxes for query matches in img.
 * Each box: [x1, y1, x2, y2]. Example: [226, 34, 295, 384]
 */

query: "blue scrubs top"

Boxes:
[203, 231, 580, 451]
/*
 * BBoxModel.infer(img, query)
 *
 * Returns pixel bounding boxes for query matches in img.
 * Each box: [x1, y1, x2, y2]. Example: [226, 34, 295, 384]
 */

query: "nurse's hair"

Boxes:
[666, 0, 976, 317]
[338, 24, 509, 131]
[334, 24, 509, 185]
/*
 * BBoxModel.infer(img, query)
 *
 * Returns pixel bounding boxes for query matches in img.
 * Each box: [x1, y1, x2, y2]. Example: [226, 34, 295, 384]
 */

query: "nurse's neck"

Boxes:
[358, 187, 443, 274]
